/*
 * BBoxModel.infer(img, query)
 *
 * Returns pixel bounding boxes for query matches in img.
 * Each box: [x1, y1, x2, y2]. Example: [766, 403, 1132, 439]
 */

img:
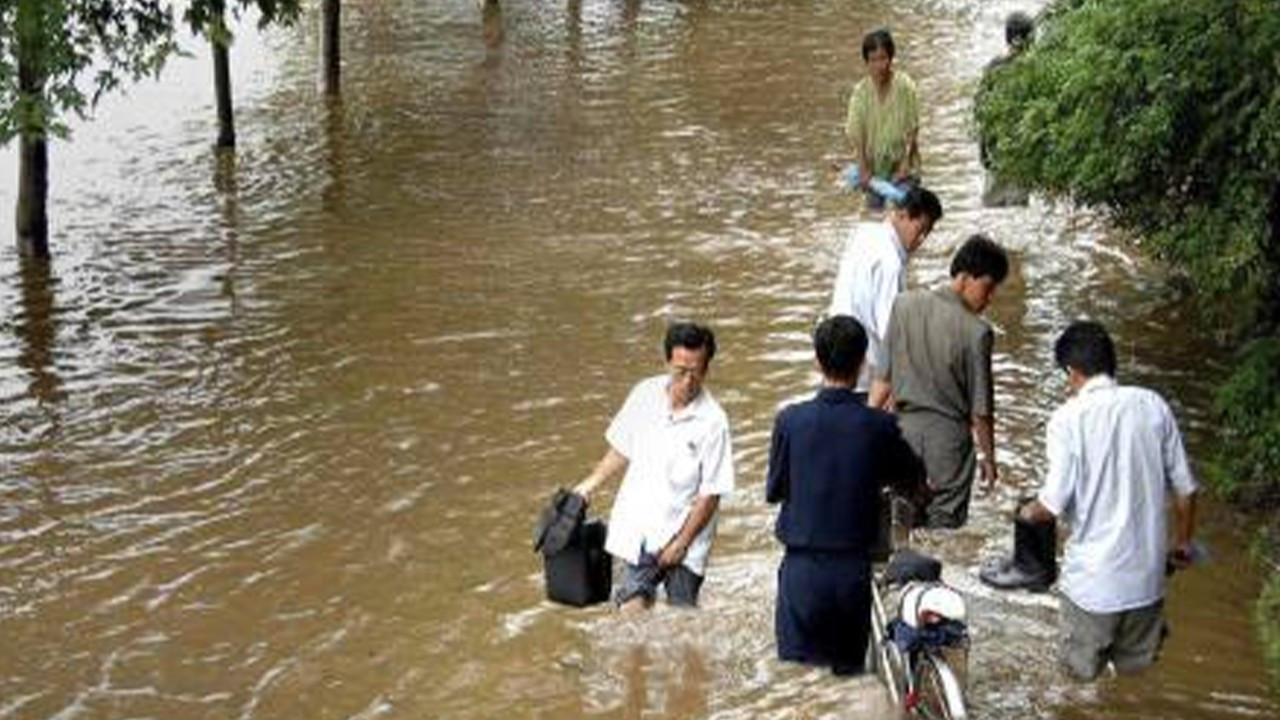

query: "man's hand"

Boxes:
[1018, 497, 1055, 525]
[868, 378, 893, 410]
[906, 476, 933, 516]
[971, 416, 997, 493]
[571, 480, 594, 503]
[658, 539, 689, 569]
[979, 456, 998, 492]
[1167, 542, 1194, 572]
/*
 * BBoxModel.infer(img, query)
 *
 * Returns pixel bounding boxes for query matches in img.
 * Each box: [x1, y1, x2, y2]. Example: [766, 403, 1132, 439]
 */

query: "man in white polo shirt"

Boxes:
[1020, 321, 1199, 680]
[574, 322, 735, 610]
[829, 185, 942, 402]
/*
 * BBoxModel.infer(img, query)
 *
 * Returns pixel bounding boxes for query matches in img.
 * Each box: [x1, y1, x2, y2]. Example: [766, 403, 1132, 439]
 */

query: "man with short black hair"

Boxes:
[767, 315, 925, 675]
[829, 185, 944, 401]
[574, 322, 735, 611]
[871, 234, 1009, 528]
[1019, 320, 1199, 680]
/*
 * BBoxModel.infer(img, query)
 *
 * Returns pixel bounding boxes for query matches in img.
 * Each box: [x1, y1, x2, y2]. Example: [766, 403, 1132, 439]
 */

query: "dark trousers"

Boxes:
[776, 549, 872, 673]
[898, 411, 975, 528]
[615, 549, 704, 607]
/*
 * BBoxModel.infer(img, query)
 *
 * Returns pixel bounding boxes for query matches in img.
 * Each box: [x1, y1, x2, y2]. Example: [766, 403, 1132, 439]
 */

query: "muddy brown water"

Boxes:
[0, 1, 1276, 718]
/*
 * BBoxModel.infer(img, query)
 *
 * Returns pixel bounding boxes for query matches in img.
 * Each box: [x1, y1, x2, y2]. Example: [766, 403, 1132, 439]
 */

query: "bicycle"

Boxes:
[866, 497, 969, 720]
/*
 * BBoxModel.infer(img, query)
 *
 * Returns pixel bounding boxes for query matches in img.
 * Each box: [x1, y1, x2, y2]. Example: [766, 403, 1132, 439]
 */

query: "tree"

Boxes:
[976, 0, 1280, 324]
[0, 0, 178, 257]
[183, 0, 302, 149]
[321, 0, 339, 95]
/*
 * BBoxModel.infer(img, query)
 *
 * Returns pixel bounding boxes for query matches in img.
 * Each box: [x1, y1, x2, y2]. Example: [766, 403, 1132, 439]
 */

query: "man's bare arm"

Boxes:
[1169, 491, 1199, 569]
[574, 448, 628, 502]
[658, 494, 720, 568]
[972, 414, 998, 490]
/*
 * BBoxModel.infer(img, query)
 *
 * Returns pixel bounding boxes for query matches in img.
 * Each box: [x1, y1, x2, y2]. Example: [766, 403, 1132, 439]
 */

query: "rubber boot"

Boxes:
[979, 500, 1057, 592]
[1010, 514, 1057, 590]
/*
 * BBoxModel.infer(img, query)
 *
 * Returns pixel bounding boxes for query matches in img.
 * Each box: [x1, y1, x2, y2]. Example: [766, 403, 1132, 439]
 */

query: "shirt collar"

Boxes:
[937, 285, 966, 309]
[664, 378, 710, 422]
[816, 386, 861, 404]
[885, 219, 908, 264]
[1079, 374, 1117, 394]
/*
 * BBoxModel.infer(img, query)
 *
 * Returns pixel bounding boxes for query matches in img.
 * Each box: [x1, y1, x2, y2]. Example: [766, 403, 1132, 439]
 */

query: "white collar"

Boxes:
[885, 218, 908, 264]
[1079, 374, 1117, 394]
[664, 380, 709, 422]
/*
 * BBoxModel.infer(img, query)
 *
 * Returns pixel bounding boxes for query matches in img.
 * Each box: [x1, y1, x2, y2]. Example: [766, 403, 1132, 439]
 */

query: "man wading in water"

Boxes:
[1019, 321, 1199, 680]
[574, 322, 736, 611]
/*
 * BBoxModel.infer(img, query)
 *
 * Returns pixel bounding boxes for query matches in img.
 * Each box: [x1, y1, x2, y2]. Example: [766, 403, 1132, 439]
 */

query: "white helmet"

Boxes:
[899, 581, 967, 628]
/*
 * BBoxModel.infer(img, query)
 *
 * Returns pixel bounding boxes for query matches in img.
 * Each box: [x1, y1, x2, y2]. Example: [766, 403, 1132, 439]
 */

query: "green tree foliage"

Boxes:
[0, 0, 178, 142]
[0, 0, 305, 145]
[183, 0, 302, 44]
[1211, 337, 1280, 504]
[975, 0, 1280, 324]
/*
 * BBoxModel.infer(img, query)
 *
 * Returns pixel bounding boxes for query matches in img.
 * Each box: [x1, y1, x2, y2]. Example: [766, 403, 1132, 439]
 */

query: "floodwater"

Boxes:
[0, 0, 1276, 718]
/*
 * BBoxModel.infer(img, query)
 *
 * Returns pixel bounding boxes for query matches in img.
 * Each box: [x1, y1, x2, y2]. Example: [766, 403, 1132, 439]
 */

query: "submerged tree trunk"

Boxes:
[210, 2, 235, 150]
[482, 0, 504, 51]
[15, 0, 49, 258]
[16, 132, 49, 259]
[213, 36, 235, 149]
[322, 0, 341, 95]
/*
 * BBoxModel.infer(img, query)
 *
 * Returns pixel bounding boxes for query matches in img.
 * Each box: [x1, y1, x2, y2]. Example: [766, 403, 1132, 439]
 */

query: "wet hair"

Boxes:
[1005, 12, 1034, 47]
[861, 28, 896, 62]
[901, 186, 944, 225]
[1054, 320, 1116, 377]
[814, 315, 868, 380]
[664, 321, 717, 364]
[949, 234, 1009, 284]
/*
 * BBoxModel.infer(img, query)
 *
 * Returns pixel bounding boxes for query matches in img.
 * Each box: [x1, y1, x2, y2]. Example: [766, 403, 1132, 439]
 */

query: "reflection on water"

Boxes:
[0, 0, 1275, 719]
[15, 258, 62, 408]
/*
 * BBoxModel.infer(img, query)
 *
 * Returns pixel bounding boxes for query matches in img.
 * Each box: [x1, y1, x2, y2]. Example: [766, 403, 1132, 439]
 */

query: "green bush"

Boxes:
[1209, 338, 1280, 504]
[975, 0, 1280, 327]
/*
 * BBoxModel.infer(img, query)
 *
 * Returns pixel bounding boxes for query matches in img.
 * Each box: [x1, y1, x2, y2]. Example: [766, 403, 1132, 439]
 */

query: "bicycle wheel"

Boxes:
[914, 652, 966, 720]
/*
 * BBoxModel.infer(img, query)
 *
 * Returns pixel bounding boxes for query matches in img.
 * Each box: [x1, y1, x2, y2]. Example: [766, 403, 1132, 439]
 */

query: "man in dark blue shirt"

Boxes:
[766, 315, 926, 675]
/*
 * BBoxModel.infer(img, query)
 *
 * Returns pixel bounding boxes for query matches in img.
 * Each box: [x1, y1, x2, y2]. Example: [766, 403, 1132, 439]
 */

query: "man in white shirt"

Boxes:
[1020, 321, 1199, 680]
[829, 186, 943, 400]
[574, 322, 735, 611]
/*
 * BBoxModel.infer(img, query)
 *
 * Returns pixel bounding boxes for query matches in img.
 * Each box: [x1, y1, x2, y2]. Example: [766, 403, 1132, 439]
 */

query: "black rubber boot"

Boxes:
[979, 500, 1057, 592]
[1009, 514, 1057, 590]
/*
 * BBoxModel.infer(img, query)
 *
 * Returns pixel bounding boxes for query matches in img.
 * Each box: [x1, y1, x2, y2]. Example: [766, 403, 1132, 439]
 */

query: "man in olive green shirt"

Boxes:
[871, 235, 1009, 528]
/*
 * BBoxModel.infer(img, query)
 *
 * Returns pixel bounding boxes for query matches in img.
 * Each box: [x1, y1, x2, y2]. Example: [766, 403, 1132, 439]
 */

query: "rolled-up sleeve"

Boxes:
[698, 420, 735, 497]
[875, 303, 901, 384]
[605, 383, 643, 459]
[1161, 404, 1198, 497]
[845, 84, 868, 145]
[969, 326, 995, 418]
[902, 76, 920, 136]
[765, 414, 790, 504]
[1038, 413, 1075, 517]
[869, 262, 897, 348]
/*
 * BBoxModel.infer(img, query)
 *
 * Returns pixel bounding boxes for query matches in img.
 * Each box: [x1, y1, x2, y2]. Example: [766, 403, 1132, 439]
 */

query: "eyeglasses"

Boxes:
[669, 364, 705, 380]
